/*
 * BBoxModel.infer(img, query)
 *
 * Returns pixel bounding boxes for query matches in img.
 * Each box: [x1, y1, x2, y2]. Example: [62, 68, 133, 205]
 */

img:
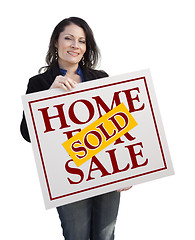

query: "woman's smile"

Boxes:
[67, 51, 80, 57]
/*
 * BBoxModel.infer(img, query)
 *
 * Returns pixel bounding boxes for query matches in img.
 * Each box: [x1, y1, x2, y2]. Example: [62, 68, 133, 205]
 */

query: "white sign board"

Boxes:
[22, 69, 174, 209]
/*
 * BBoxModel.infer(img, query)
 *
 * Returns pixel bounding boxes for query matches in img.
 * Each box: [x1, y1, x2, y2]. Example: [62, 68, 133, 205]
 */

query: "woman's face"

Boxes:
[56, 24, 86, 68]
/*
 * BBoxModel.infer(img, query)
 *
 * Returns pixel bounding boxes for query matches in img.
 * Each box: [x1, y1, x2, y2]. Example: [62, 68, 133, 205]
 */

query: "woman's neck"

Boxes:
[58, 60, 78, 76]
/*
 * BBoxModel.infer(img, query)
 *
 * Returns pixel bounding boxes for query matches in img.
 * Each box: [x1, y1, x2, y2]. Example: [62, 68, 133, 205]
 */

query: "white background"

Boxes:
[1, 0, 194, 239]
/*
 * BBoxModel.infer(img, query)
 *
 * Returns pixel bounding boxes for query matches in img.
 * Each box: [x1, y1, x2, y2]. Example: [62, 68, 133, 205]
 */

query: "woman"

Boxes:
[20, 17, 131, 240]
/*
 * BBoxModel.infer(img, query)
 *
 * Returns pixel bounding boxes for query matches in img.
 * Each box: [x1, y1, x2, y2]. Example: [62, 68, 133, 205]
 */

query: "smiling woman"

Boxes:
[20, 17, 127, 240]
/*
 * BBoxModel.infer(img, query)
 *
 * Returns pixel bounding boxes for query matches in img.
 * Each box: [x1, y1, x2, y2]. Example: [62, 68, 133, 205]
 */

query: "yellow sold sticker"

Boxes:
[62, 103, 137, 167]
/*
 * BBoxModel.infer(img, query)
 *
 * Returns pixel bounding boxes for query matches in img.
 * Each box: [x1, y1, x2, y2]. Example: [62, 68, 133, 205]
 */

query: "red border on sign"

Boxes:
[28, 77, 167, 201]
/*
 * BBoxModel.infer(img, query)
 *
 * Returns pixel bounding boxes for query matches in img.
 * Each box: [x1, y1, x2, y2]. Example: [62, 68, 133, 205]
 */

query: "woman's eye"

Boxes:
[64, 37, 85, 44]
[65, 37, 72, 40]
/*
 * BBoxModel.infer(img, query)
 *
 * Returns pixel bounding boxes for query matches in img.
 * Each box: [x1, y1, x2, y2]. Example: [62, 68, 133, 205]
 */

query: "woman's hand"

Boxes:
[50, 75, 77, 91]
[117, 186, 132, 192]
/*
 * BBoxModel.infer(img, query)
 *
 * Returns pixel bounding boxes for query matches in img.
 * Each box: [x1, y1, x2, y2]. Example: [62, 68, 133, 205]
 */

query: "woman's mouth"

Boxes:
[67, 51, 79, 57]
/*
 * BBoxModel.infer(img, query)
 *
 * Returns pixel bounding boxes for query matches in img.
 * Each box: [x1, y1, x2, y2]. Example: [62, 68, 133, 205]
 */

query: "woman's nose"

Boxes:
[71, 40, 78, 48]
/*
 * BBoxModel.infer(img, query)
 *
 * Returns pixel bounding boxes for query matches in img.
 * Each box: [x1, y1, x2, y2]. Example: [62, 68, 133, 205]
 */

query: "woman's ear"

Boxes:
[54, 41, 58, 48]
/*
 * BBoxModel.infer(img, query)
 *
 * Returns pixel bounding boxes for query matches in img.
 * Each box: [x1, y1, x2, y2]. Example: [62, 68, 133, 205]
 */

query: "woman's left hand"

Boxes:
[117, 186, 132, 192]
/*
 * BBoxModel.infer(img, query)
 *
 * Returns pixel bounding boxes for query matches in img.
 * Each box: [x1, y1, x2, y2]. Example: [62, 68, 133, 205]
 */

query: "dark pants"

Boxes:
[57, 191, 120, 240]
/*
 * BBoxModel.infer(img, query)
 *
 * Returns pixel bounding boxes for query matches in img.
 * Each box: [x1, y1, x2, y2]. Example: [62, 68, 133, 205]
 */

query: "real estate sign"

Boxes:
[22, 69, 174, 209]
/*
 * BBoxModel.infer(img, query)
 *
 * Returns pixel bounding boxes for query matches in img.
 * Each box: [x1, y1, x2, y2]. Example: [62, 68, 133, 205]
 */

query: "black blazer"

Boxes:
[20, 62, 108, 142]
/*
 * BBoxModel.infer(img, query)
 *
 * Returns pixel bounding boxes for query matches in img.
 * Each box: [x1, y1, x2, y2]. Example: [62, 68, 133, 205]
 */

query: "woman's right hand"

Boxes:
[50, 75, 77, 91]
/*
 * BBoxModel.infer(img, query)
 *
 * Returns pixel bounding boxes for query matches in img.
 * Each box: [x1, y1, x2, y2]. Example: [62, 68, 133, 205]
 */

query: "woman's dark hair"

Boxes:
[39, 17, 100, 72]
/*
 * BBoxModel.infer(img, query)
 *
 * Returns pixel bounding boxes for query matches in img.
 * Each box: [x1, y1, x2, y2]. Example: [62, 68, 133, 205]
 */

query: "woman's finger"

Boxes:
[50, 75, 77, 91]
[117, 186, 132, 192]
[60, 77, 76, 91]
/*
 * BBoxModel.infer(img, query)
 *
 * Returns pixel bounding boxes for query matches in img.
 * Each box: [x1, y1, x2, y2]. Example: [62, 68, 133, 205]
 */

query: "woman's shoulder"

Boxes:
[29, 70, 51, 82]
[93, 69, 109, 77]
[83, 67, 109, 81]
[87, 68, 109, 77]
[27, 69, 53, 94]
